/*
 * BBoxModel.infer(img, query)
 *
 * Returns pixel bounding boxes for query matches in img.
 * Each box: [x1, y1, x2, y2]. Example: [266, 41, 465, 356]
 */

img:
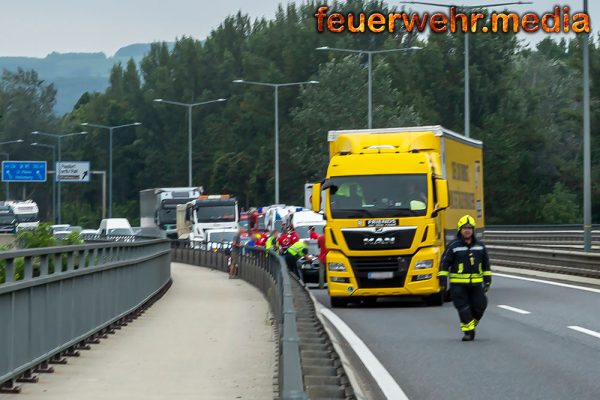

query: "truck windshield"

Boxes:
[328, 174, 428, 218]
[158, 199, 192, 226]
[239, 219, 250, 231]
[0, 215, 15, 224]
[257, 215, 266, 230]
[195, 205, 236, 222]
[16, 213, 39, 223]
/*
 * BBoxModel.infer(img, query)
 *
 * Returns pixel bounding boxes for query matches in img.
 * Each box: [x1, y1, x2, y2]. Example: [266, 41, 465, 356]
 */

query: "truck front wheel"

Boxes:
[330, 297, 349, 308]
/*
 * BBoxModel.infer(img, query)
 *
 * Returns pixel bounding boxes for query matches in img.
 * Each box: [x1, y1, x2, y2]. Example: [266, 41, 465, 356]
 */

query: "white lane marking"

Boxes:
[567, 326, 600, 339]
[494, 273, 600, 294]
[319, 307, 410, 400]
[497, 305, 531, 315]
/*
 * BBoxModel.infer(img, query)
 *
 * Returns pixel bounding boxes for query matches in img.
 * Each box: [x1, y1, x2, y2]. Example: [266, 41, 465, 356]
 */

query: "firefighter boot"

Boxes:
[462, 330, 475, 341]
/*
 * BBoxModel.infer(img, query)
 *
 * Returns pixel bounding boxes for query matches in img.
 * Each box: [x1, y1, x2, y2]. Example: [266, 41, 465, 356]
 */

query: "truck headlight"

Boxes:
[415, 259, 433, 270]
[328, 262, 346, 272]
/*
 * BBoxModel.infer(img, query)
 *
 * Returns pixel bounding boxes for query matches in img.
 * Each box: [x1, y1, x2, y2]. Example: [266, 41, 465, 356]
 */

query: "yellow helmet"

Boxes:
[457, 215, 476, 231]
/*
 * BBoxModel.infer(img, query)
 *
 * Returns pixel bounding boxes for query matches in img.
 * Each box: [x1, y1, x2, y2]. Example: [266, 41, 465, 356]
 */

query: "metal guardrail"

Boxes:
[80, 233, 146, 243]
[487, 245, 600, 278]
[171, 241, 306, 400]
[487, 224, 600, 231]
[0, 239, 172, 391]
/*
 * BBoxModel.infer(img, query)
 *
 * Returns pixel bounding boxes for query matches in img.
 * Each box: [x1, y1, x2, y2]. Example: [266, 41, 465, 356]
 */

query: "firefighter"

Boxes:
[439, 215, 492, 341]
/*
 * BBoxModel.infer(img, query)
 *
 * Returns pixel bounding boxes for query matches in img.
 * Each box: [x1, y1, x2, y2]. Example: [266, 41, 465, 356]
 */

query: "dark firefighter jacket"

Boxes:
[439, 236, 492, 285]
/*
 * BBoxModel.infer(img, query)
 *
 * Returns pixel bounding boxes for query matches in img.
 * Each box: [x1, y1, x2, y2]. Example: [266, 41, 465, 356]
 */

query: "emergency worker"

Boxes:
[439, 215, 492, 341]
[285, 240, 312, 281]
[265, 230, 279, 254]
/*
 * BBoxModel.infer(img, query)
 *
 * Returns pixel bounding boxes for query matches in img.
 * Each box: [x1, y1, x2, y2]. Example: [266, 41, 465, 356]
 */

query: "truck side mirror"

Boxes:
[311, 183, 322, 213]
[435, 179, 449, 210]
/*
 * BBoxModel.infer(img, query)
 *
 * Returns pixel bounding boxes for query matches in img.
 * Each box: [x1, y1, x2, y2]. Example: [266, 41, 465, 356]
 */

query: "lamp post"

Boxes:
[0, 139, 24, 200]
[402, 1, 530, 137]
[31, 131, 87, 224]
[80, 122, 141, 218]
[232, 80, 319, 204]
[317, 46, 421, 129]
[0, 152, 9, 200]
[582, 0, 591, 251]
[153, 98, 226, 187]
[31, 142, 57, 223]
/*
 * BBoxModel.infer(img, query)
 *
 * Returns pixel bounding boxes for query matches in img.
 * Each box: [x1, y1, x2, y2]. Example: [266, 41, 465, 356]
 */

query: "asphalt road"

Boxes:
[312, 274, 600, 400]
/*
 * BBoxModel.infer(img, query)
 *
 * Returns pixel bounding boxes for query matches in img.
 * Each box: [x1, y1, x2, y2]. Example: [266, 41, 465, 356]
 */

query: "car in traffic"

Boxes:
[296, 239, 324, 284]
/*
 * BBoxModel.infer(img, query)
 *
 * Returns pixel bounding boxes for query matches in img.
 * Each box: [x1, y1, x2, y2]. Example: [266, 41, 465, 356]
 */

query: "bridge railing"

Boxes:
[171, 241, 306, 400]
[0, 239, 172, 392]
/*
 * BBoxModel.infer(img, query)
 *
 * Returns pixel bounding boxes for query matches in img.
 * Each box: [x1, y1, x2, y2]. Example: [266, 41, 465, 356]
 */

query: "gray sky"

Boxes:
[0, 0, 597, 57]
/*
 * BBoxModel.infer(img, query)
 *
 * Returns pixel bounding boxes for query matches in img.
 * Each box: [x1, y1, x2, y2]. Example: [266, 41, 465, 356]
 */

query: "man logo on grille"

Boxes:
[363, 237, 395, 246]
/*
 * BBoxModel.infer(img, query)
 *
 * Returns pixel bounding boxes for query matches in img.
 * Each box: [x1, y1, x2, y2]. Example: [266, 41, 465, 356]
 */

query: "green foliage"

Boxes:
[16, 224, 56, 249]
[538, 183, 581, 224]
[1, 3, 597, 225]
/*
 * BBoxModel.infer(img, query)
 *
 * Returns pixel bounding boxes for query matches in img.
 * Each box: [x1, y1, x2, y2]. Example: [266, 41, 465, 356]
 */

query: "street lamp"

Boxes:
[317, 46, 421, 129]
[31, 131, 87, 224]
[31, 142, 57, 223]
[582, 0, 591, 251]
[232, 79, 319, 203]
[80, 122, 141, 218]
[0, 140, 24, 201]
[153, 98, 226, 187]
[0, 152, 10, 201]
[401, 1, 531, 137]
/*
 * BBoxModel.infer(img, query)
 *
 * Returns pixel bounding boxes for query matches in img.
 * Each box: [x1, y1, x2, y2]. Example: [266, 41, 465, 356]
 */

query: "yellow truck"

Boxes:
[311, 126, 484, 307]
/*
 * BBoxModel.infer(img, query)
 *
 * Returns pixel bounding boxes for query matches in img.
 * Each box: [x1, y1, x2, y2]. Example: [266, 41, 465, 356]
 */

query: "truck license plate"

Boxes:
[368, 271, 394, 280]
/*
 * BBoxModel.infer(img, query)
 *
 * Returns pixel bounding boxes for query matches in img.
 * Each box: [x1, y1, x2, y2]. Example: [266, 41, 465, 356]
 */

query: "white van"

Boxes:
[97, 218, 135, 236]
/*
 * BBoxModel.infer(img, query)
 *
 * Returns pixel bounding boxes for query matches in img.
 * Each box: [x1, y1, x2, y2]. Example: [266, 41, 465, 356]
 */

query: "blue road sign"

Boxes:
[2, 161, 47, 182]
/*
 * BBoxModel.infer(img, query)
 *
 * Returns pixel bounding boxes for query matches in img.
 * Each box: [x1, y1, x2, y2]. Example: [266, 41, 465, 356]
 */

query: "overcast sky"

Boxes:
[0, 0, 597, 57]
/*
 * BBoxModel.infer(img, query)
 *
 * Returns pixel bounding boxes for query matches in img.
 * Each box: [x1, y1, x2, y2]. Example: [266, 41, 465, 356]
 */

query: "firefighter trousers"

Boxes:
[451, 284, 487, 332]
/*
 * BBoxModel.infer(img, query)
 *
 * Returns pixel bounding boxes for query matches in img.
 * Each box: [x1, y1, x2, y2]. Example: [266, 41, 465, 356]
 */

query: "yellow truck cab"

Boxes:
[311, 126, 484, 307]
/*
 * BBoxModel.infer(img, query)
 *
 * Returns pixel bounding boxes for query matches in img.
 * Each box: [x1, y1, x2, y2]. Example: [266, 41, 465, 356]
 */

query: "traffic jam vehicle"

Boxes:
[311, 126, 484, 307]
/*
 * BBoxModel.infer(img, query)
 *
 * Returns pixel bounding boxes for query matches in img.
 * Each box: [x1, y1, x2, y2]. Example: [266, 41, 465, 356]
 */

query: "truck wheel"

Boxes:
[362, 297, 378, 306]
[330, 297, 349, 308]
[424, 292, 444, 307]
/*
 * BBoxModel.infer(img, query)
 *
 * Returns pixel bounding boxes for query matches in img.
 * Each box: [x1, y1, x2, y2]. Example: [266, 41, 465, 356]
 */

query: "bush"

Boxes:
[16, 224, 56, 249]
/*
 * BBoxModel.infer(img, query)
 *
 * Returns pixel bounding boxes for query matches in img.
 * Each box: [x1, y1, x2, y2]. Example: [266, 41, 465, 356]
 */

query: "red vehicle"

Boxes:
[249, 210, 267, 235]
[239, 212, 250, 240]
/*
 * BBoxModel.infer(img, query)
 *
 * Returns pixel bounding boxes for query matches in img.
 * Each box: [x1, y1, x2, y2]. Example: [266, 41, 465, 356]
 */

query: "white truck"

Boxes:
[283, 210, 326, 239]
[263, 204, 303, 232]
[176, 195, 239, 247]
[140, 187, 202, 239]
[7, 200, 40, 232]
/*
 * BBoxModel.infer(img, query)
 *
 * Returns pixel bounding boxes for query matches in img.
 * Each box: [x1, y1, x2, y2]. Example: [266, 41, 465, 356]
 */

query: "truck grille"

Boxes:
[348, 256, 411, 289]
[342, 228, 416, 251]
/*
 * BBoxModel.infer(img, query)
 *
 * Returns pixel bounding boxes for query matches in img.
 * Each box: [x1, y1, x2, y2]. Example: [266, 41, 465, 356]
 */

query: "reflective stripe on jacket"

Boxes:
[286, 241, 307, 257]
[439, 238, 491, 284]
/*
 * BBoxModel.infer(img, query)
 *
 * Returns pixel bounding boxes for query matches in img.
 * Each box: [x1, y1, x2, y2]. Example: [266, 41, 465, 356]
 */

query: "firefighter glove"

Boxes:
[439, 275, 448, 291]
